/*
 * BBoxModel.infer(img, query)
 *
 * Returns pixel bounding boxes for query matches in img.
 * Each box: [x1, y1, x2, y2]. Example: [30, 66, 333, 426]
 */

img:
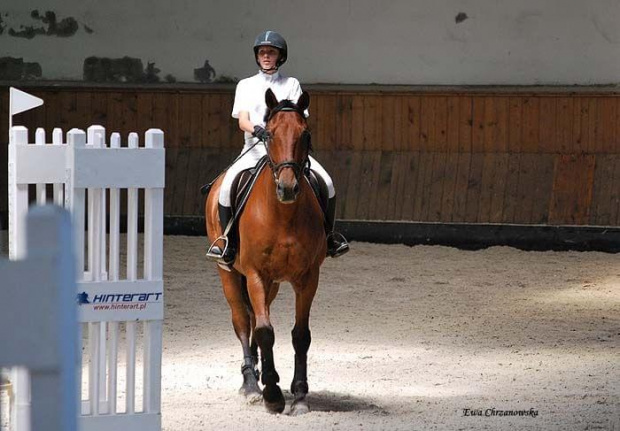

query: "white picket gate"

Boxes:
[7, 125, 165, 431]
[0, 206, 77, 431]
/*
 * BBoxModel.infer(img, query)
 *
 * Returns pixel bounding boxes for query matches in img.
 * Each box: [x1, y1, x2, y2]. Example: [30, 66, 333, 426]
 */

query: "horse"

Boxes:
[205, 88, 326, 415]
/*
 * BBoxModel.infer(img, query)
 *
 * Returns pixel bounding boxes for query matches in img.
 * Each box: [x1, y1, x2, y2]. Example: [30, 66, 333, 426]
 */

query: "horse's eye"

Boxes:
[300, 130, 312, 150]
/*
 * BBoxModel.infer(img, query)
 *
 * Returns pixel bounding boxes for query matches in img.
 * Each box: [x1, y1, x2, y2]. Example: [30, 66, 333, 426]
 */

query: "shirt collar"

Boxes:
[258, 70, 281, 82]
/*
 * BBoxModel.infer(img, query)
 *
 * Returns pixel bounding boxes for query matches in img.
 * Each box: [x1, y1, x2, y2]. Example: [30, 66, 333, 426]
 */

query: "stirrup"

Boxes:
[327, 232, 350, 258]
[206, 235, 234, 265]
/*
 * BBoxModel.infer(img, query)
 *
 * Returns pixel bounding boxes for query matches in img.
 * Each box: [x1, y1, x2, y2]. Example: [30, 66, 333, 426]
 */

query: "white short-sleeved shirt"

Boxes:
[232, 70, 309, 149]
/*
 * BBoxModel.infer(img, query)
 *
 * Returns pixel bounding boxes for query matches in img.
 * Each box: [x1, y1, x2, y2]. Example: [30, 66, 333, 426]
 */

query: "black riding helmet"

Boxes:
[254, 31, 288, 69]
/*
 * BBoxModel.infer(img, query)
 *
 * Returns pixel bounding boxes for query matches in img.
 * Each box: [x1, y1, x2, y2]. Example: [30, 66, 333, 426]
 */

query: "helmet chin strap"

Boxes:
[260, 65, 279, 73]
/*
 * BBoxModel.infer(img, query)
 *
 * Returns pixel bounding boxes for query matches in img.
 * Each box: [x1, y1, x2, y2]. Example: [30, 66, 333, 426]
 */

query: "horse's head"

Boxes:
[264, 88, 311, 204]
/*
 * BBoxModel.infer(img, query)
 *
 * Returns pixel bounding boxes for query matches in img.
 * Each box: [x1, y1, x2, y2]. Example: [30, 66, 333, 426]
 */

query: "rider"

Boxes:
[207, 30, 349, 265]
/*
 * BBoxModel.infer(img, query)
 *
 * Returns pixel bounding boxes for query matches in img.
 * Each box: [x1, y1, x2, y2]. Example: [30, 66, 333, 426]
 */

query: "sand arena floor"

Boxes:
[161, 236, 618, 431]
[1, 233, 619, 430]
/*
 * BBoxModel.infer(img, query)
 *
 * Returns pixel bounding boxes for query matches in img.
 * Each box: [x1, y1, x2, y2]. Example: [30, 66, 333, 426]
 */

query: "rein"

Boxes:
[263, 102, 311, 181]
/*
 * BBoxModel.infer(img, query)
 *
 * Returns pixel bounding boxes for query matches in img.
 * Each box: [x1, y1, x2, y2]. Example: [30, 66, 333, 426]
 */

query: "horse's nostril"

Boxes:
[293, 183, 300, 195]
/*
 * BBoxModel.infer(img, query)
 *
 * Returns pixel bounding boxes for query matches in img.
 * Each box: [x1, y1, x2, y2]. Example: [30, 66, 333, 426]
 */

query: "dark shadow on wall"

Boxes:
[0, 57, 42, 80]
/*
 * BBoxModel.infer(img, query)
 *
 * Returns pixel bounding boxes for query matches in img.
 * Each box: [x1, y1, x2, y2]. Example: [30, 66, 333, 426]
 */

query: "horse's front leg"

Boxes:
[290, 268, 320, 416]
[220, 270, 262, 403]
[247, 274, 285, 413]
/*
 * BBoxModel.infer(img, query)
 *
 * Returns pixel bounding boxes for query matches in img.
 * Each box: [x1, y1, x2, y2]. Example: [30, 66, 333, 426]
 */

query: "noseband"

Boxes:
[263, 102, 312, 181]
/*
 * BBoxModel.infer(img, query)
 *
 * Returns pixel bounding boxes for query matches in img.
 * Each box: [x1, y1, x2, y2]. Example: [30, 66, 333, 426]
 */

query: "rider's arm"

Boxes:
[237, 111, 256, 135]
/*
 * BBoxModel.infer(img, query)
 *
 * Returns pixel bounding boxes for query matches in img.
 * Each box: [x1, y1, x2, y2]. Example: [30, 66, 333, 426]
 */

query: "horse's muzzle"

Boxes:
[276, 179, 300, 203]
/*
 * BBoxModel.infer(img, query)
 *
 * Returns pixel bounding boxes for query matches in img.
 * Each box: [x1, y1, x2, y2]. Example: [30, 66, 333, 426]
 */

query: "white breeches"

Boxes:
[219, 143, 335, 207]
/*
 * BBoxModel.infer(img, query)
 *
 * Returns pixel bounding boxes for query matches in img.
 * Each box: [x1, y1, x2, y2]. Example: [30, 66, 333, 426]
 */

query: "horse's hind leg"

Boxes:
[247, 277, 285, 414]
[290, 269, 320, 416]
[221, 270, 262, 403]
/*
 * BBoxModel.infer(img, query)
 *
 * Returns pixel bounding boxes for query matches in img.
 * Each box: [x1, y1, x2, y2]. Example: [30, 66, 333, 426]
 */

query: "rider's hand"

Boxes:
[252, 125, 270, 142]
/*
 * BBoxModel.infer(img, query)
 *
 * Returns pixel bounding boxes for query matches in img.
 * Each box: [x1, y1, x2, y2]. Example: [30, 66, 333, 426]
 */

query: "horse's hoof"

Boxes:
[263, 385, 285, 414]
[289, 398, 310, 416]
[239, 386, 263, 405]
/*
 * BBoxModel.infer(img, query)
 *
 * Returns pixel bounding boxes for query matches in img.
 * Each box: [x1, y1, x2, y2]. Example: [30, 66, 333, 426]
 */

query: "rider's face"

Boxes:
[257, 46, 280, 72]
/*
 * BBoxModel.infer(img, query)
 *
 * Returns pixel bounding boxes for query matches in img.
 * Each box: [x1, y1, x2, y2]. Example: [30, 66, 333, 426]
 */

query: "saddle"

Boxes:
[201, 156, 329, 231]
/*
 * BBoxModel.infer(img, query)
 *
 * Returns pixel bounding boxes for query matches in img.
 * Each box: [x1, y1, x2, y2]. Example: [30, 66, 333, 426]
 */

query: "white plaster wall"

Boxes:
[1, 0, 619, 85]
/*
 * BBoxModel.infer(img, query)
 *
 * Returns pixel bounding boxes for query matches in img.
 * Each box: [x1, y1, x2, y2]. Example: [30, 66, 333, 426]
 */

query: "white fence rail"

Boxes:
[0, 206, 77, 431]
[8, 125, 165, 431]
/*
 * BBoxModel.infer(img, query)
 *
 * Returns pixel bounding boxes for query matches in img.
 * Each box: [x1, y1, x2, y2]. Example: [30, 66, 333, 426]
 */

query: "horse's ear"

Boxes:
[265, 89, 279, 110]
[297, 91, 310, 112]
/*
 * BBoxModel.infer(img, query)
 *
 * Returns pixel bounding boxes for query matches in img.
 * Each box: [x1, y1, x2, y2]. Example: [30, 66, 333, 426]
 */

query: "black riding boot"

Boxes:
[207, 204, 237, 265]
[325, 197, 350, 258]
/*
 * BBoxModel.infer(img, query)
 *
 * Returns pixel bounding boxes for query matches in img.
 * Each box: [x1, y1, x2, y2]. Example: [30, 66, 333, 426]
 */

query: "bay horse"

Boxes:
[205, 89, 326, 415]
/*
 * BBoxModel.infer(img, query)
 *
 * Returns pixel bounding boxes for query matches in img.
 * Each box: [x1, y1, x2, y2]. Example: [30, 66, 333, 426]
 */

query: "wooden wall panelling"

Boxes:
[590, 155, 615, 225]
[60, 91, 78, 130]
[121, 92, 138, 134]
[400, 152, 420, 221]
[428, 151, 447, 222]
[530, 154, 555, 224]
[412, 151, 432, 221]
[440, 152, 459, 223]
[556, 97, 573, 154]
[433, 96, 448, 153]
[356, 151, 381, 220]
[549, 154, 596, 225]
[374, 151, 393, 220]
[477, 152, 498, 223]
[350, 95, 364, 151]
[598, 98, 616, 153]
[137, 92, 154, 132]
[163, 148, 177, 214]
[386, 151, 407, 220]
[538, 97, 557, 153]
[522, 97, 540, 153]
[451, 152, 471, 222]
[44, 91, 63, 131]
[91, 91, 108, 127]
[446, 96, 460, 153]
[611, 156, 620, 225]
[152, 92, 178, 147]
[491, 97, 508, 153]
[75, 91, 94, 131]
[573, 97, 588, 154]
[404, 96, 421, 151]
[343, 151, 363, 219]
[507, 97, 523, 153]
[181, 95, 204, 216]
[335, 94, 353, 151]
[106, 92, 125, 134]
[362, 95, 380, 151]
[471, 96, 485, 153]
[586, 98, 598, 154]
[171, 145, 191, 215]
[501, 153, 521, 224]
[489, 153, 510, 223]
[381, 96, 395, 152]
[320, 94, 337, 151]
[331, 150, 353, 218]
[393, 96, 405, 151]
[464, 153, 484, 222]
[458, 96, 473, 153]
[513, 153, 539, 223]
[419, 96, 433, 152]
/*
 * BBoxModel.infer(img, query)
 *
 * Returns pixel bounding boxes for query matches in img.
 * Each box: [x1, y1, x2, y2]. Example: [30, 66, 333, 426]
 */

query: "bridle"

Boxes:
[262, 101, 312, 181]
